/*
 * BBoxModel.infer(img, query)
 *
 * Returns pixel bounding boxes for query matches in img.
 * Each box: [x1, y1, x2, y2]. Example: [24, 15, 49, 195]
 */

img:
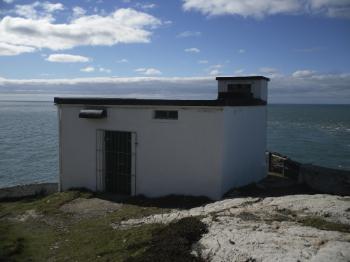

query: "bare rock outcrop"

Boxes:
[112, 194, 350, 261]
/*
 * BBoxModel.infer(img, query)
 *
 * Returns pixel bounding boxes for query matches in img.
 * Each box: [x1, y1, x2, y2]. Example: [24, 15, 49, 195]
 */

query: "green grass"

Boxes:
[0, 191, 170, 262]
[0, 191, 92, 217]
[298, 217, 350, 233]
[126, 217, 208, 262]
[0, 217, 161, 262]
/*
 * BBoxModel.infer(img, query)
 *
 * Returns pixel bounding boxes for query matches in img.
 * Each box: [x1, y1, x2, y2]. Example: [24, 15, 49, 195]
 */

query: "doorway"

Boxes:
[104, 131, 132, 195]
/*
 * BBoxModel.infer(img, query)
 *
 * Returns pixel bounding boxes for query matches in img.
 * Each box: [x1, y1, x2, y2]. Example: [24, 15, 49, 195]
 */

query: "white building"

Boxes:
[54, 76, 269, 200]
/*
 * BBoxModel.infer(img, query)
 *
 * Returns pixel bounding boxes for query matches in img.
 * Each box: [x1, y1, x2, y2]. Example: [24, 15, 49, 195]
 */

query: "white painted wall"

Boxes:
[58, 101, 268, 200]
[221, 106, 267, 195]
[58, 105, 224, 200]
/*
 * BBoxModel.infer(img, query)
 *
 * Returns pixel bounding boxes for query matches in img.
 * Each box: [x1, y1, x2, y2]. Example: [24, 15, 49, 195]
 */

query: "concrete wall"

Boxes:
[58, 105, 224, 200]
[0, 183, 58, 200]
[217, 79, 268, 102]
[221, 106, 267, 195]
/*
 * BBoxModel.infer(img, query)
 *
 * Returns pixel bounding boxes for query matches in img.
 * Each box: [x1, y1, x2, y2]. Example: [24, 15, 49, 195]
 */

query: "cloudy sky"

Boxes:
[0, 0, 349, 103]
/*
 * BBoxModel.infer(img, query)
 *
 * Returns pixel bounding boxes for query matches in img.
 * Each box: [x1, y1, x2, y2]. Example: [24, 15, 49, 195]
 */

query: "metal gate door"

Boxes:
[104, 131, 132, 195]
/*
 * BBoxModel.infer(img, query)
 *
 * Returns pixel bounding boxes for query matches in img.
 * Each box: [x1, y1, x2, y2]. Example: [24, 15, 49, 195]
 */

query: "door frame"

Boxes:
[96, 129, 137, 195]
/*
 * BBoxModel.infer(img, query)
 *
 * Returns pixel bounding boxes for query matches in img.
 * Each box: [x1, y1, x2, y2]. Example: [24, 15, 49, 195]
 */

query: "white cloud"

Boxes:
[292, 70, 316, 78]
[0, 42, 35, 55]
[14, 1, 64, 21]
[238, 49, 246, 54]
[135, 68, 162, 75]
[198, 60, 208, 64]
[310, 0, 350, 18]
[260, 67, 278, 74]
[234, 69, 245, 75]
[210, 64, 223, 69]
[177, 31, 201, 38]
[182, 0, 350, 19]
[259, 67, 283, 78]
[80, 66, 95, 72]
[72, 6, 86, 17]
[99, 67, 111, 73]
[259, 67, 278, 73]
[184, 47, 200, 53]
[209, 69, 220, 76]
[270, 72, 350, 103]
[46, 54, 90, 63]
[3, 0, 14, 4]
[0, 76, 216, 100]
[163, 20, 173, 25]
[14, 4, 39, 19]
[294, 46, 323, 52]
[0, 73, 349, 103]
[0, 8, 161, 56]
[116, 58, 129, 63]
[41, 2, 64, 13]
[135, 3, 156, 10]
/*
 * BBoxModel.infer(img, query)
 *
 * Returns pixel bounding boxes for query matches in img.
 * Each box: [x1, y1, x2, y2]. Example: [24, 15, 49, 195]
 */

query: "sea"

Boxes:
[0, 96, 349, 188]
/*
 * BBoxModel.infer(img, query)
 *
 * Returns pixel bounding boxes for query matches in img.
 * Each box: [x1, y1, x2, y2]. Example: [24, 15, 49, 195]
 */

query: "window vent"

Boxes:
[154, 110, 178, 120]
[79, 109, 107, 119]
[227, 84, 253, 99]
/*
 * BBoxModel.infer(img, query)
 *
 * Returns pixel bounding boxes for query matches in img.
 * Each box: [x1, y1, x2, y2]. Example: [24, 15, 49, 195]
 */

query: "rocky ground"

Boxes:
[113, 194, 350, 262]
[1, 174, 350, 261]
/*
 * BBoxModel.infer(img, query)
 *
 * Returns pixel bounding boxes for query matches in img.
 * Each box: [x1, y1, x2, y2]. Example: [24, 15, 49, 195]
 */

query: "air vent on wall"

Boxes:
[79, 109, 107, 119]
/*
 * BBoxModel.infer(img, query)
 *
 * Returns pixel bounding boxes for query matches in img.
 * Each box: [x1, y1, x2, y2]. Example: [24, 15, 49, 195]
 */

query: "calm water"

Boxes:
[0, 101, 349, 188]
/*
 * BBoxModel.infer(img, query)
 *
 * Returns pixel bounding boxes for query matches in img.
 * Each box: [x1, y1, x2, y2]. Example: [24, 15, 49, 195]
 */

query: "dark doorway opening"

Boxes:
[104, 131, 132, 195]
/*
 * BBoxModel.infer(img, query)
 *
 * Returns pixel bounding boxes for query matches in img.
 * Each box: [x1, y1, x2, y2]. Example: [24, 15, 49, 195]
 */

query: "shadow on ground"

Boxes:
[224, 173, 318, 198]
[93, 173, 319, 210]
[95, 193, 212, 210]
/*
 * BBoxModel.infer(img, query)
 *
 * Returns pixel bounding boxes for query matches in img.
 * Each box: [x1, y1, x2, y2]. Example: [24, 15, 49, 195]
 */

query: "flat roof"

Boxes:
[54, 97, 266, 107]
[215, 76, 270, 81]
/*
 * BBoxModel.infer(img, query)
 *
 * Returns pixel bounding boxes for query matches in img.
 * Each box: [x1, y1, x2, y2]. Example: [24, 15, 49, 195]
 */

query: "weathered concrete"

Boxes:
[112, 194, 350, 261]
[0, 183, 58, 200]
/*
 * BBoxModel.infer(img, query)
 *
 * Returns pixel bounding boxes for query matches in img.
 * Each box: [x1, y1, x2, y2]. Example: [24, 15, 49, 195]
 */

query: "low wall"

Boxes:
[299, 165, 350, 196]
[267, 152, 350, 196]
[0, 183, 58, 200]
[268, 152, 300, 179]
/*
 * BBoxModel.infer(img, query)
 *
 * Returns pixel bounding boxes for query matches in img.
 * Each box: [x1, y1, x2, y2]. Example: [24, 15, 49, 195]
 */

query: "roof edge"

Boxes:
[54, 97, 266, 107]
[215, 76, 270, 81]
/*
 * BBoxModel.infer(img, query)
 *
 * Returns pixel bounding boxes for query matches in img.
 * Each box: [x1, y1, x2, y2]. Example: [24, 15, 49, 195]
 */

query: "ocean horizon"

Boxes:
[0, 95, 349, 188]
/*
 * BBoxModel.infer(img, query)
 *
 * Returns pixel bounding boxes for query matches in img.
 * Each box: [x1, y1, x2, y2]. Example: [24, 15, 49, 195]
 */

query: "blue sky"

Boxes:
[0, 0, 349, 103]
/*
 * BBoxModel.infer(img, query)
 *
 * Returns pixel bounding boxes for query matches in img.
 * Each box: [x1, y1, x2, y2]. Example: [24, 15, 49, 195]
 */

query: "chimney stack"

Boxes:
[216, 76, 269, 102]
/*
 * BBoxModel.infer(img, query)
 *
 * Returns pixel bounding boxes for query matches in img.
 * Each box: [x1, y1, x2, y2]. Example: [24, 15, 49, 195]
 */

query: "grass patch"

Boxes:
[126, 217, 208, 262]
[0, 191, 92, 217]
[298, 217, 350, 233]
[0, 191, 171, 261]
[109, 204, 168, 223]
[34, 191, 92, 215]
[55, 219, 160, 262]
[0, 220, 59, 262]
[236, 212, 260, 221]
[0, 216, 160, 262]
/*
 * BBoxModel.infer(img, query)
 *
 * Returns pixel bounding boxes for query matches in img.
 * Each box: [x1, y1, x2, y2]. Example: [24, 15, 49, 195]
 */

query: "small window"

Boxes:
[154, 110, 178, 120]
[227, 84, 253, 98]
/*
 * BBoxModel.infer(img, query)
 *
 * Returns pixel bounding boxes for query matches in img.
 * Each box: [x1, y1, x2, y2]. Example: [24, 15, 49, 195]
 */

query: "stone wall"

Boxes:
[267, 151, 350, 196]
[0, 183, 58, 200]
[299, 165, 350, 195]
